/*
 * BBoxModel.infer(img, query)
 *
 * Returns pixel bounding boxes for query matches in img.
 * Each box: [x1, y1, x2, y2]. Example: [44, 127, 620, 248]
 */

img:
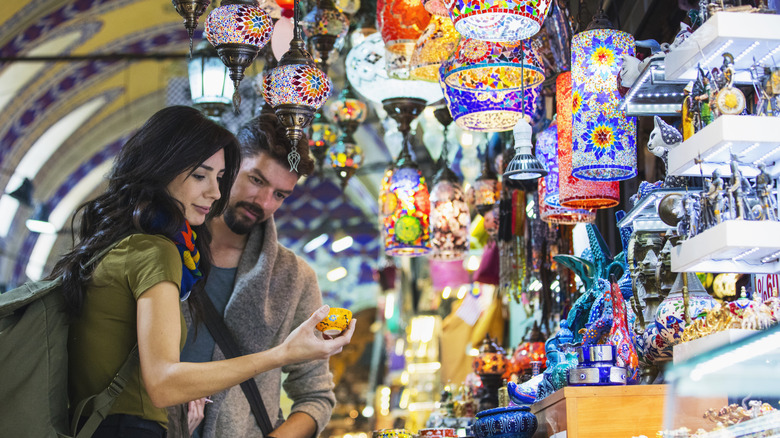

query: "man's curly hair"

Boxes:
[235, 113, 315, 177]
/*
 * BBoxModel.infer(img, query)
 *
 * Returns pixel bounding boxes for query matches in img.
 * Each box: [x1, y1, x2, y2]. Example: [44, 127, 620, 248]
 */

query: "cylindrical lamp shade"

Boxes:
[557, 72, 619, 209]
[409, 15, 459, 82]
[539, 179, 596, 225]
[446, 0, 552, 43]
[442, 81, 541, 132]
[571, 28, 636, 181]
[442, 39, 544, 91]
[384, 166, 431, 256]
[430, 177, 470, 260]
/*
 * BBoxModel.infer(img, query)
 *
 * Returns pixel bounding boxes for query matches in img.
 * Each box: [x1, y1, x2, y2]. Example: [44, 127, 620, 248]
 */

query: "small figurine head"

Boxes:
[758, 162, 766, 172]
[618, 54, 642, 89]
[713, 168, 721, 179]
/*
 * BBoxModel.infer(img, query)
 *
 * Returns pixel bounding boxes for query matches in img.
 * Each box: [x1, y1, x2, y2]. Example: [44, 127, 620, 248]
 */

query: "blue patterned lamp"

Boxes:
[445, 0, 552, 42]
[571, 11, 636, 182]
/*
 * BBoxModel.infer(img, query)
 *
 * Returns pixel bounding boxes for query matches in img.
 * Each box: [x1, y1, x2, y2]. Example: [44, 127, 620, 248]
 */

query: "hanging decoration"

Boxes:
[441, 39, 545, 92]
[430, 106, 470, 260]
[409, 15, 460, 82]
[377, 0, 431, 79]
[538, 179, 596, 224]
[188, 39, 234, 120]
[557, 72, 619, 209]
[571, 11, 636, 181]
[443, 82, 541, 132]
[263, 0, 332, 169]
[346, 32, 443, 104]
[473, 148, 500, 215]
[172, 0, 212, 55]
[206, 0, 273, 112]
[301, 0, 349, 70]
[308, 110, 338, 173]
[383, 98, 431, 256]
[445, 0, 552, 43]
[328, 87, 368, 189]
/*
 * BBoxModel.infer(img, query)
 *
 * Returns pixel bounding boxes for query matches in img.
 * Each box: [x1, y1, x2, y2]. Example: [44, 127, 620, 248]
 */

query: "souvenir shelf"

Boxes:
[671, 220, 780, 273]
[618, 188, 695, 232]
[664, 325, 780, 436]
[667, 115, 780, 178]
[664, 11, 780, 84]
[619, 58, 687, 117]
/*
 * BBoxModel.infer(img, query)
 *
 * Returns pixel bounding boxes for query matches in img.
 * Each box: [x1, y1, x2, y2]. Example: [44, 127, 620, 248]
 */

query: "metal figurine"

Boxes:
[692, 66, 714, 131]
[755, 163, 776, 221]
[706, 170, 725, 225]
[750, 60, 780, 117]
[727, 154, 750, 219]
[715, 53, 747, 116]
[682, 82, 696, 140]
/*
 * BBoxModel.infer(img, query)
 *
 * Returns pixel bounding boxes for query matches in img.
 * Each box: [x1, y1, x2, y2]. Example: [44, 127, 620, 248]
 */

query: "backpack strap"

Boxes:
[71, 345, 140, 438]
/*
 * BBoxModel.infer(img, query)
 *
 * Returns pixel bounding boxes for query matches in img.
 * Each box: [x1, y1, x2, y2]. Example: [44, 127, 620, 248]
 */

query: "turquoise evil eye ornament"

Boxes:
[205, 0, 273, 112]
[444, 0, 552, 43]
[571, 11, 636, 182]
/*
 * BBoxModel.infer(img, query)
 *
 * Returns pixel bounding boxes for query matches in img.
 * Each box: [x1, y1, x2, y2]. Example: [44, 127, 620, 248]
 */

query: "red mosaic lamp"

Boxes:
[205, 0, 273, 112]
[557, 72, 619, 209]
[377, 0, 431, 79]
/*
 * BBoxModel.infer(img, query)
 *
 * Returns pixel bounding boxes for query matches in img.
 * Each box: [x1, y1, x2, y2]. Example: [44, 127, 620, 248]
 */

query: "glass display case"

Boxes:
[663, 324, 780, 437]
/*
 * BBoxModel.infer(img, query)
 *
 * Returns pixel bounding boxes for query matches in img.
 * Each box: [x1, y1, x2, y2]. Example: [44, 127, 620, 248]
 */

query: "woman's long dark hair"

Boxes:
[49, 106, 241, 316]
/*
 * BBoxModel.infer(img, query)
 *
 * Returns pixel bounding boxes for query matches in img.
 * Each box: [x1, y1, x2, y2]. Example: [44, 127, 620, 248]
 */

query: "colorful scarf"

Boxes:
[172, 221, 202, 300]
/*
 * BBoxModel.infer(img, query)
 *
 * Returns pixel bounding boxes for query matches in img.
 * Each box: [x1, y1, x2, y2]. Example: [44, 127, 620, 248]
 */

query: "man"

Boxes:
[180, 113, 337, 438]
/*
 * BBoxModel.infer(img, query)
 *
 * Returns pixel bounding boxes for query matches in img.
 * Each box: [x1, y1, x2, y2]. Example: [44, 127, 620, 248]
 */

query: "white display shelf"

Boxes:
[618, 58, 687, 116]
[673, 329, 756, 364]
[665, 12, 780, 83]
[667, 115, 780, 178]
[671, 220, 780, 273]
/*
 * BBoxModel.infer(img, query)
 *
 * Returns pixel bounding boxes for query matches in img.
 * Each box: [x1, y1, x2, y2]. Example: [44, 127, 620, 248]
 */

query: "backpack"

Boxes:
[0, 242, 137, 438]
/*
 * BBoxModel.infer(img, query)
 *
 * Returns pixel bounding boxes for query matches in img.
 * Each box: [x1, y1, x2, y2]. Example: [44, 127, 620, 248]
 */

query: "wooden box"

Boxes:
[530, 384, 724, 438]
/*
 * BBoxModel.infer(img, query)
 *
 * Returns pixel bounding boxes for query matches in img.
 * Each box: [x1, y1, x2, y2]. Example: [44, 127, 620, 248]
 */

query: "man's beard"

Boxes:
[223, 202, 265, 235]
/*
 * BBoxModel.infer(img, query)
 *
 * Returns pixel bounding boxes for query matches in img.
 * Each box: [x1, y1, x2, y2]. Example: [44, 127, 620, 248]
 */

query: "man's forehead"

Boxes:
[242, 152, 297, 190]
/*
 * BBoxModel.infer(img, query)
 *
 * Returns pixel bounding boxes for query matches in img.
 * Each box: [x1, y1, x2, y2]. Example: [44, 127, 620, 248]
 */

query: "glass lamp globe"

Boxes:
[409, 15, 459, 82]
[188, 39, 235, 119]
[302, 0, 350, 68]
[447, 0, 552, 42]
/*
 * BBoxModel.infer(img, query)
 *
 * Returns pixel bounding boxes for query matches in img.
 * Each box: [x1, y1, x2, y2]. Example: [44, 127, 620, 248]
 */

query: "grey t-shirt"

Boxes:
[180, 265, 237, 363]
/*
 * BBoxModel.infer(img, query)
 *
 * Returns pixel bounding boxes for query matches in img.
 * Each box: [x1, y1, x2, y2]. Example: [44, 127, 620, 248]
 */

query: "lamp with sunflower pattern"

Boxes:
[205, 0, 273, 112]
[263, 0, 332, 170]
[445, 0, 552, 43]
[557, 72, 619, 209]
[571, 11, 636, 182]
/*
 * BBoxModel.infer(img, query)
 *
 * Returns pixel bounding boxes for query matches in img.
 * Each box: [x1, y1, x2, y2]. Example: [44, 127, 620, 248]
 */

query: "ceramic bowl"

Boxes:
[418, 428, 457, 437]
[473, 406, 537, 438]
[315, 307, 352, 335]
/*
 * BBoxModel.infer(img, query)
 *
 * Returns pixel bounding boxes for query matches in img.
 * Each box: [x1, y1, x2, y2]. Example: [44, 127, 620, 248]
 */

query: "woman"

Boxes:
[51, 106, 354, 437]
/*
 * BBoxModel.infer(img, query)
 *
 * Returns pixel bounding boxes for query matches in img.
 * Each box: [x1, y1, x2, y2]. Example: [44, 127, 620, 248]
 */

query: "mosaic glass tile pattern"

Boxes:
[423, 0, 450, 16]
[328, 140, 363, 169]
[302, 7, 349, 39]
[263, 64, 331, 109]
[430, 178, 471, 260]
[377, 0, 431, 53]
[442, 39, 544, 91]
[328, 90, 368, 123]
[571, 28, 636, 181]
[441, 78, 542, 132]
[538, 179, 596, 225]
[384, 166, 432, 256]
[205, 4, 273, 48]
[556, 72, 619, 209]
[444, 0, 552, 42]
[410, 15, 459, 82]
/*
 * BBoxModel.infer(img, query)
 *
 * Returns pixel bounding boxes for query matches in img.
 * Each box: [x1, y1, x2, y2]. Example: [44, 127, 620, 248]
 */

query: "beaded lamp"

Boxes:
[446, 0, 552, 43]
[571, 10, 636, 181]
[346, 32, 443, 104]
[206, 0, 273, 112]
[308, 110, 338, 173]
[409, 15, 459, 82]
[263, 0, 332, 170]
[430, 106, 470, 261]
[302, 0, 349, 70]
[172, 0, 212, 55]
[383, 98, 431, 256]
[377, 0, 431, 79]
[557, 72, 619, 209]
[442, 39, 544, 92]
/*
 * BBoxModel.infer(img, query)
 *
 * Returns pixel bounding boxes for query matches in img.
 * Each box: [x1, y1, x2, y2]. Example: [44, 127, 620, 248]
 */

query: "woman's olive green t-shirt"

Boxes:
[68, 234, 186, 427]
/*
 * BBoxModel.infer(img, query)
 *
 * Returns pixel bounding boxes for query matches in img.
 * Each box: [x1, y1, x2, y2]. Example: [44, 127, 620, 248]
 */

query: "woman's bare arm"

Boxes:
[136, 280, 355, 408]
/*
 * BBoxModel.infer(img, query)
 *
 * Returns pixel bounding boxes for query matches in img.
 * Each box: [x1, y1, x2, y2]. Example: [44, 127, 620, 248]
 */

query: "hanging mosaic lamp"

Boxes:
[172, 0, 212, 55]
[328, 88, 368, 189]
[302, 0, 350, 70]
[377, 0, 431, 79]
[206, 0, 273, 112]
[442, 39, 544, 92]
[430, 107, 470, 260]
[442, 81, 541, 132]
[503, 116, 547, 180]
[263, 0, 332, 169]
[409, 15, 459, 82]
[557, 72, 619, 209]
[308, 110, 338, 173]
[383, 98, 431, 256]
[534, 121, 595, 224]
[538, 179, 595, 224]
[571, 10, 636, 181]
[346, 32, 443, 104]
[473, 149, 499, 215]
[445, 0, 552, 43]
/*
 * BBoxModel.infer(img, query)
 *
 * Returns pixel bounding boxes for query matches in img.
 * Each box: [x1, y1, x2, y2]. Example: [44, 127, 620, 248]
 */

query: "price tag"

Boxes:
[753, 273, 779, 301]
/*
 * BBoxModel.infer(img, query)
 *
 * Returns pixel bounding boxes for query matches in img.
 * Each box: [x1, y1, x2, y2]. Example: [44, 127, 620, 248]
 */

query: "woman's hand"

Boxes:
[281, 305, 356, 364]
[187, 397, 209, 436]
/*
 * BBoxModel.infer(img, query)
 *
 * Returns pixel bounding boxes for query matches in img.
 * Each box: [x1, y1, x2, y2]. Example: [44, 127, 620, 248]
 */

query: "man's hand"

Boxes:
[187, 397, 210, 436]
